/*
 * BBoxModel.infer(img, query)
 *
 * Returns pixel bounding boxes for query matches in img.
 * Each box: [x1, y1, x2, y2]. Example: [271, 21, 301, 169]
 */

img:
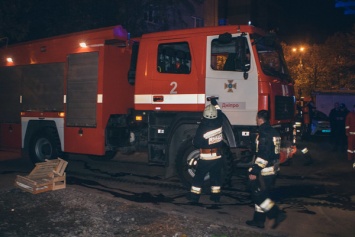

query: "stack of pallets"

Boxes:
[15, 158, 68, 194]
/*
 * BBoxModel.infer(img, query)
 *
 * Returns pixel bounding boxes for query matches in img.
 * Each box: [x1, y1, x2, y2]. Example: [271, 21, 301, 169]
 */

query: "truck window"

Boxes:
[210, 38, 250, 71]
[254, 35, 292, 82]
[258, 50, 282, 74]
[157, 42, 191, 74]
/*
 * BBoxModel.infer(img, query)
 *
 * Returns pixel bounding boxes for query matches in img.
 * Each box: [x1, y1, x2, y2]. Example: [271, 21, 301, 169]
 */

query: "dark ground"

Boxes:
[0, 182, 273, 237]
[1, 136, 355, 237]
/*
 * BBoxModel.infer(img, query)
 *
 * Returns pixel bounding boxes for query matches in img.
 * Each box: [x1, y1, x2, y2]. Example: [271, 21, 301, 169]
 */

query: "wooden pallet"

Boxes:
[15, 158, 68, 194]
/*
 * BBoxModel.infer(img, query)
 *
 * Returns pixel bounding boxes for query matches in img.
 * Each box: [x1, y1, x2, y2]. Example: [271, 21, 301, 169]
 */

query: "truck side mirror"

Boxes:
[235, 35, 249, 79]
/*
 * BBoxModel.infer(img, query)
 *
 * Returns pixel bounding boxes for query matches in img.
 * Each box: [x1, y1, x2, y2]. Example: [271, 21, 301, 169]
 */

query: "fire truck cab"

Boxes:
[129, 25, 296, 185]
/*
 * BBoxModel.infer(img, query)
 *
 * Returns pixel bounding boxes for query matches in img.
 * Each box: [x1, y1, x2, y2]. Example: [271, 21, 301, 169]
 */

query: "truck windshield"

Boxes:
[255, 36, 292, 83]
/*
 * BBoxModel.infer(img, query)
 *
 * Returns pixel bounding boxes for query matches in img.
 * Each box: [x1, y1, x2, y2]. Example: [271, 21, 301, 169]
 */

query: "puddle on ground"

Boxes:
[67, 176, 174, 204]
[298, 210, 316, 214]
[69, 159, 163, 181]
[66, 160, 355, 212]
[272, 184, 355, 211]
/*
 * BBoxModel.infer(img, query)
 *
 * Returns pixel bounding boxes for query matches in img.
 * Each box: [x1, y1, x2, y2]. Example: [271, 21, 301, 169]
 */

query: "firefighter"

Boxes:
[246, 110, 286, 229]
[345, 104, 355, 161]
[301, 98, 313, 137]
[187, 98, 224, 203]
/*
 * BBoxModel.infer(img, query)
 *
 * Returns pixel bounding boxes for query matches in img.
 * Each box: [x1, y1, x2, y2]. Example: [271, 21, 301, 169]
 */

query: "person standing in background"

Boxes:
[329, 103, 348, 151]
[329, 102, 340, 150]
[339, 103, 349, 151]
[345, 104, 355, 161]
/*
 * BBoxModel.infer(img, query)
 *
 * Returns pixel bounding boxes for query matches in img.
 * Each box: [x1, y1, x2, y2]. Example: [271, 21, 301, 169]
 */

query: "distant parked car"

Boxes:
[294, 108, 331, 141]
[310, 110, 331, 136]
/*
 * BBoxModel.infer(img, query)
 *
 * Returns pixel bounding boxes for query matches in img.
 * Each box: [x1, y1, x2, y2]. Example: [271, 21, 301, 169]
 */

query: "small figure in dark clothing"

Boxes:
[187, 98, 224, 204]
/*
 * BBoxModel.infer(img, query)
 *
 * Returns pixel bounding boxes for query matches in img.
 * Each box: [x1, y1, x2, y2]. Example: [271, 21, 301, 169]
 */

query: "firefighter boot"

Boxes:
[266, 205, 287, 229]
[301, 147, 313, 166]
[245, 211, 266, 228]
[186, 192, 200, 204]
[303, 152, 313, 166]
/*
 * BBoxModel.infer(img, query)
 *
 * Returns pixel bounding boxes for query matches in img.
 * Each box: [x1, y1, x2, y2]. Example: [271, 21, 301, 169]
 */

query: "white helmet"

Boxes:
[203, 104, 217, 119]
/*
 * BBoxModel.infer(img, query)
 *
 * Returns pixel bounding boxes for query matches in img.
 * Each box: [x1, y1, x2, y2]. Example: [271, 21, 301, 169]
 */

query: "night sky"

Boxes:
[272, 0, 355, 44]
[1, 0, 355, 45]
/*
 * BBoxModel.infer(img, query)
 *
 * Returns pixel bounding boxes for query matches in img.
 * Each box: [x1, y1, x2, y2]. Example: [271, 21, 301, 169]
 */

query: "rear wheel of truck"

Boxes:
[176, 138, 233, 189]
[29, 128, 62, 164]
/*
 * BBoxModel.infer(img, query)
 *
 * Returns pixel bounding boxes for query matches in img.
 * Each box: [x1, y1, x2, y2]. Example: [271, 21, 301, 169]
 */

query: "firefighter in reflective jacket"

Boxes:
[187, 99, 224, 203]
[345, 104, 355, 161]
[246, 110, 286, 229]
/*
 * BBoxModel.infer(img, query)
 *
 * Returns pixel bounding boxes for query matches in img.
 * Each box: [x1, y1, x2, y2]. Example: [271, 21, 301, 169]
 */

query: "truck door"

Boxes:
[135, 40, 202, 112]
[205, 33, 258, 126]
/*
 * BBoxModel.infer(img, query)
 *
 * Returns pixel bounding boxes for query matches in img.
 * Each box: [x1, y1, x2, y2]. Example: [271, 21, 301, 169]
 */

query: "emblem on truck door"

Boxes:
[224, 80, 237, 93]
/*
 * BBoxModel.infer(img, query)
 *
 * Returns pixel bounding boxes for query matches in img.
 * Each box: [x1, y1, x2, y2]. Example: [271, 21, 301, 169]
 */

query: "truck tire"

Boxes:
[176, 138, 233, 188]
[29, 128, 62, 164]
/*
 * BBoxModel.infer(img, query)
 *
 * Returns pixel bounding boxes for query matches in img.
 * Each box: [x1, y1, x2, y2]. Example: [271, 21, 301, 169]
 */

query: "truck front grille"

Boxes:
[275, 96, 294, 120]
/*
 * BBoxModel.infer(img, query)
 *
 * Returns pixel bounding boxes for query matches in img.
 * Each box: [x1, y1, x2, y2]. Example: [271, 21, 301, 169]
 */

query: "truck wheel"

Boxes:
[29, 128, 62, 164]
[176, 138, 233, 188]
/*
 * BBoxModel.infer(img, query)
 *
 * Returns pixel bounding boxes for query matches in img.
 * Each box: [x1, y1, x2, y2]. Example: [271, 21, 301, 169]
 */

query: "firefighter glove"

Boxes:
[210, 97, 218, 106]
[248, 164, 262, 176]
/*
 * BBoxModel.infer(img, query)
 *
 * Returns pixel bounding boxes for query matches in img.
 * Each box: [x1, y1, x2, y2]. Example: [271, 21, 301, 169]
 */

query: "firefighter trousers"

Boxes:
[248, 174, 278, 218]
[190, 158, 222, 200]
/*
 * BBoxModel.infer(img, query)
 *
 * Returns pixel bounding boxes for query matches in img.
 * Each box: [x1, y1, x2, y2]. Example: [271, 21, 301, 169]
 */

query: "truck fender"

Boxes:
[221, 113, 237, 148]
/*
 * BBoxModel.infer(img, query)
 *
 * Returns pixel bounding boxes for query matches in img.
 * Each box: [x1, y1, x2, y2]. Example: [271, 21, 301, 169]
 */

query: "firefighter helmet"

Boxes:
[203, 104, 218, 119]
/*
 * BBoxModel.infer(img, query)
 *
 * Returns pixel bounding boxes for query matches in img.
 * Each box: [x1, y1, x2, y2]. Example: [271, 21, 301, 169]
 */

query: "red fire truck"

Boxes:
[0, 25, 296, 186]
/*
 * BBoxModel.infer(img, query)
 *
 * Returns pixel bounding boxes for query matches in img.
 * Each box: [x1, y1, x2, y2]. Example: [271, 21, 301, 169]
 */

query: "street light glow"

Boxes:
[292, 46, 305, 68]
[292, 47, 305, 53]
